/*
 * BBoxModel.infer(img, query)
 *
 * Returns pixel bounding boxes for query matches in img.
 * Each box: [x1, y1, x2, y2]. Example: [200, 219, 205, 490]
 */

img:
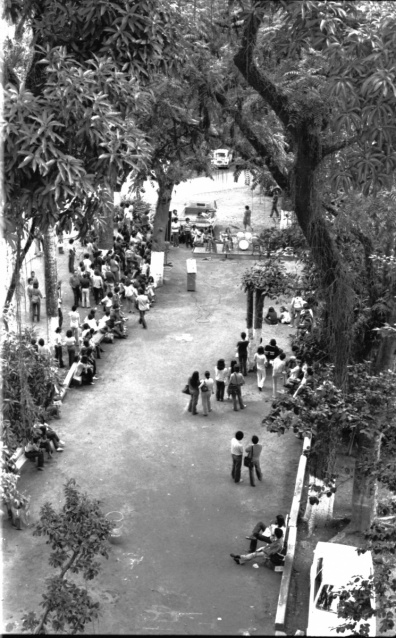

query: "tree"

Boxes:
[241, 258, 294, 361]
[3, 0, 187, 312]
[2, 327, 61, 449]
[21, 479, 112, 634]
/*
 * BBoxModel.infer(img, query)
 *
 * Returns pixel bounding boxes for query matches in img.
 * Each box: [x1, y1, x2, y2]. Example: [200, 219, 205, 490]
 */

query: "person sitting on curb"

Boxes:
[293, 367, 315, 398]
[230, 527, 284, 565]
[72, 355, 96, 386]
[24, 438, 45, 470]
[101, 291, 114, 312]
[33, 422, 65, 453]
[279, 306, 291, 324]
[245, 514, 286, 552]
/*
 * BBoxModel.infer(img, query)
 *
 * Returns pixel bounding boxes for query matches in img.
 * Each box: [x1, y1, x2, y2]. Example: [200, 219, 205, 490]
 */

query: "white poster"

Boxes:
[150, 251, 165, 287]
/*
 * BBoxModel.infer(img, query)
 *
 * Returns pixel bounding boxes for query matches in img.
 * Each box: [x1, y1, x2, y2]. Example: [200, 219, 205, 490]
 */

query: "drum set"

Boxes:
[236, 231, 252, 251]
[219, 230, 261, 253]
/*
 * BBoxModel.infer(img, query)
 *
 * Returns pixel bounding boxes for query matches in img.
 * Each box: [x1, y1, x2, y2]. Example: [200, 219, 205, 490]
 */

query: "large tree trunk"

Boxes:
[3, 219, 36, 329]
[97, 189, 114, 250]
[252, 289, 264, 354]
[246, 288, 254, 369]
[152, 179, 174, 251]
[43, 226, 58, 318]
[350, 432, 381, 532]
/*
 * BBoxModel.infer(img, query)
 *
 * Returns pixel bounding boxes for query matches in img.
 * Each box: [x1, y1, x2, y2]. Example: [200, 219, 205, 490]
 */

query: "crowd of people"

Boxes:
[185, 324, 316, 421]
[25, 201, 158, 391]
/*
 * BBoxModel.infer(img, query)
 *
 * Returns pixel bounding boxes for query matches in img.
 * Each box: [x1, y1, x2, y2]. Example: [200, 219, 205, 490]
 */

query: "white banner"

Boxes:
[150, 251, 165, 287]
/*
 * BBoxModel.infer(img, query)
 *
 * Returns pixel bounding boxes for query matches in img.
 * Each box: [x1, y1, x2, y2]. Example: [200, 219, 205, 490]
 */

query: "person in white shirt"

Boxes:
[272, 353, 287, 398]
[199, 371, 215, 416]
[290, 290, 305, 327]
[37, 338, 51, 358]
[136, 289, 149, 329]
[68, 306, 80, 345]
[279, 306, 291, 324]
[214, 359, 228, 401]
[171, 217, 180, 247]
[253, 346, 267, 392]
[230, 431, 244, 484]
[53, 327, 65, 368]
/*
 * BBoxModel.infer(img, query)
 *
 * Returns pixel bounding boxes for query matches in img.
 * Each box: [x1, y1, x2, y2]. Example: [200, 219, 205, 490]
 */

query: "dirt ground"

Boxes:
[2, 176, 305, 635]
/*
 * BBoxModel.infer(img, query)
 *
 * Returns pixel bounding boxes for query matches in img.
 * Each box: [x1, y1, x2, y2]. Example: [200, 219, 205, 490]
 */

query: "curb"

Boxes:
[274, 433, 311, 635]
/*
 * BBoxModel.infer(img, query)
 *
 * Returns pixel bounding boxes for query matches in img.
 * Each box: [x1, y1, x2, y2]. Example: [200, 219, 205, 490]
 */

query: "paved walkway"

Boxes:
[3, 241, 301, 635]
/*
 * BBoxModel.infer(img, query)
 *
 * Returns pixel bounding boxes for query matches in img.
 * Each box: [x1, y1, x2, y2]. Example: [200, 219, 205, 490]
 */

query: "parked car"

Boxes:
[179, 201, 217, 230]
[211, 149, 233, 168]
[307, 542, 376, 637]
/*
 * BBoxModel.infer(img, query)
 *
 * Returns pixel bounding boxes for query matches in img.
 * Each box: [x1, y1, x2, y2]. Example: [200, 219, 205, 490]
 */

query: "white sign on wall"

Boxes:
[150, 251, 165, 287]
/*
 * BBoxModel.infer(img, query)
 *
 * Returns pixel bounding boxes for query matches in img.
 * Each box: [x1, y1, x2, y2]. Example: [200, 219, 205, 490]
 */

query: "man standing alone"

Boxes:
[243, 205, 252, 231]
[231, 431, 244, 484]
[236, 331, 249, 376]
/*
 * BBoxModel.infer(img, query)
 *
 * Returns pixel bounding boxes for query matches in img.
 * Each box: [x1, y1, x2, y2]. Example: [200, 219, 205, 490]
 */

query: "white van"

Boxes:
[211, 149, 233, 168]
[307, 542, 376, 637]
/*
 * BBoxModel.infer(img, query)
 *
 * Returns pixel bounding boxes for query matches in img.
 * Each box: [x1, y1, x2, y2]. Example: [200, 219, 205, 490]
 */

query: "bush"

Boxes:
[2, 327, 61, 449]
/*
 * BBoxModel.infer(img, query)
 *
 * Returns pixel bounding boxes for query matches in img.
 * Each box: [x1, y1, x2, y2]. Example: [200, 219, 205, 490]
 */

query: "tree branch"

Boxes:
[233, 4, 294, 131]
[321, 135, 359, 158]
[214, 91, 288, 191]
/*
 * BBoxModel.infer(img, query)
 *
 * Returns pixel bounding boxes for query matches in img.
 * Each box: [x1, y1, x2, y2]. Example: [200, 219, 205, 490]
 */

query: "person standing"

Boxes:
[65, 329, 77, 368]
[243, 205, 252, 231]
[30, 282, 43, 322]
[214, 359, 228, 401]
[245, 435, 263, 487]
[236, 331, 249, 376]
[183, 218, 193, 248]
[69, 271, 81, 308]
[290, 290, 305, 327]
[228, 365, 246, 411]
[79, 271, 91, 308]
[68, 305, 80, 346]
[54, 327, 65, 368]
[231, 431, 244, 484]
[171, 217, 180, 247]
[187, 371, 200, 415]
[92, 269, 104, 305]
[253, 346, 267, 391]
[68, 239, 76, 273]
[26, 277, 34, 316]
[57, 282, 63, 329]
[136, 288, 149, 329]
[199, 371, 214, 416]
[270, 188, 281, 220]
[272, 352, 287, 398]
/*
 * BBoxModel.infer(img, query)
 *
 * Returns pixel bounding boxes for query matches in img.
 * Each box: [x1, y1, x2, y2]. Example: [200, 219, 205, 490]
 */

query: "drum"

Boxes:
[236, 231, 245, 240]
[239, 239, 249, 251]
[245, 232, 252, 241]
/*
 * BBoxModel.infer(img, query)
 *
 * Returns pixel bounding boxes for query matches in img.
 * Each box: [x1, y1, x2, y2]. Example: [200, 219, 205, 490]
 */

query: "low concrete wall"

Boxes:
[274, 434, 311, 635]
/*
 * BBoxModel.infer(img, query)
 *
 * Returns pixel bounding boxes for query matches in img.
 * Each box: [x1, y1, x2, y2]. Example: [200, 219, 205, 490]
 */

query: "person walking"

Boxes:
[228, 365, 246, 411]
[245, 435, 263, 487]
[69, 271, 81, 308]
[272, 352, 287, 398]
[136, 288, 149, 329]
[231, 431, 244, 484]
[253, 345, 267, 391]
[290, 290, 305, 328]
[243, 205, 252, 231]
[270, 188, 281, 220]
[68, 239, 76, 273]
[30, 282, 43, 322]
[214, 359, 228, 401]
[199, 371, 214, 416]
[236, 332, 249, 376]
[92, 269, 104, 305]
[187, 371, 200, 415]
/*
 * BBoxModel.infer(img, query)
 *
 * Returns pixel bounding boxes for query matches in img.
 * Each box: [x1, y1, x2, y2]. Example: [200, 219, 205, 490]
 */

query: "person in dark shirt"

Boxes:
[236, 331, 249, 376]
[263, 338, 281, 366]
[270, 188, 281, 220]
[264, 306, 278, 325]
